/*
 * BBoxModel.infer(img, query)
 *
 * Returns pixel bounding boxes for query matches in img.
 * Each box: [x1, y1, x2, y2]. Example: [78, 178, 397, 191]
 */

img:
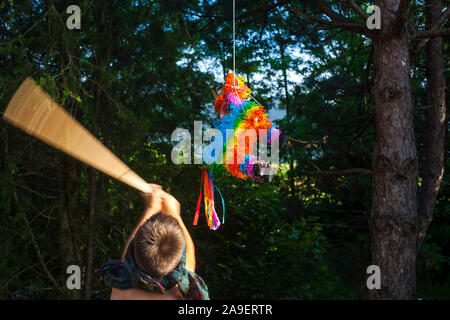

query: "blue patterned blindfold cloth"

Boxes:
[100, 239, 209, 300]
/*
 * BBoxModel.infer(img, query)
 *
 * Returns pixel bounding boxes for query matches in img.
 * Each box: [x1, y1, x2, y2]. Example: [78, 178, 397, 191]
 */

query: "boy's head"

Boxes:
[133, 213, 185, 279]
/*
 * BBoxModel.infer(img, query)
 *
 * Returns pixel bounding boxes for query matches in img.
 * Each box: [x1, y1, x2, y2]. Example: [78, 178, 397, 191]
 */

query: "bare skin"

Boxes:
[110, 184, 195, 300]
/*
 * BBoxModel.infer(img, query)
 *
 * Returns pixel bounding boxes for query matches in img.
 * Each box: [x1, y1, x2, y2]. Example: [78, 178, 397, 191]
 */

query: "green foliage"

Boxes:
[190, 175, 347, 299]
[0, 0, 448, 300]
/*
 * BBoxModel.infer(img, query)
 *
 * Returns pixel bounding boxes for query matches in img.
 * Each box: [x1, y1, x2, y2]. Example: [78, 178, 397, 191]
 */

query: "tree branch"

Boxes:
[299, 168, 372, 177]
[288, 113, 374, 148]
[314, 222, 368, 230]
[345, 0, 368, 21]
[288, 137, 324, 146]
[0, 8, 49, 46]
[287, 4, 369, 36]
[414, 7, 450, 41]
[316, 0, 354, 23]
[180, 0, 290, 23]
[12, 191, 61, 291]
[415, 27, 450, 38]
[236, 0, 290, 20]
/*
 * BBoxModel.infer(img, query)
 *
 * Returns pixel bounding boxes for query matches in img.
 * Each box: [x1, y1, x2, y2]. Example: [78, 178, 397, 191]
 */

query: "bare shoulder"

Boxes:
[110, 285, 184, 300]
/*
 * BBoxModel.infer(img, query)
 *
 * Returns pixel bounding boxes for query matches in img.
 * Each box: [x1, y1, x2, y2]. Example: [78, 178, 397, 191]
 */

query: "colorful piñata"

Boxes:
[194, 70, 282, 230]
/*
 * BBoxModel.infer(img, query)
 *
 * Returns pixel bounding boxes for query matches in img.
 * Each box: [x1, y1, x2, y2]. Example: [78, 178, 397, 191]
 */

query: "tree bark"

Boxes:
[417, 0, 446, 252]
[369, 0, 418, 299]
[286, 0, 446, 300]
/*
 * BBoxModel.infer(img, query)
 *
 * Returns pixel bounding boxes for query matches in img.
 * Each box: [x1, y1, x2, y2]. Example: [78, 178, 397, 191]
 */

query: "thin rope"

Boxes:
[233, 0, 236, 86]
[232, 0, 244, 112]
[249, 94, 263, 107]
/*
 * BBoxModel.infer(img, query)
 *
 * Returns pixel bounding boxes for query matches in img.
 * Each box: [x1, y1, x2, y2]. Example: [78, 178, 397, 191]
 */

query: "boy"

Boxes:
[101, 184, 209, 300]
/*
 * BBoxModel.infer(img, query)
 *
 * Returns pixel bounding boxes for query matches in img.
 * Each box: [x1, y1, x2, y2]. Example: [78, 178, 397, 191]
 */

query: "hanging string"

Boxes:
[249, 94, 263, 107]
[231, 0, 244, 113]
[233, 0, 236, 86]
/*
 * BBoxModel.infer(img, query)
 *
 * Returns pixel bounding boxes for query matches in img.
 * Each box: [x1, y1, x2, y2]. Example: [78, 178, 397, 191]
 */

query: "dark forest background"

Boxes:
[0, 0, 448, 299]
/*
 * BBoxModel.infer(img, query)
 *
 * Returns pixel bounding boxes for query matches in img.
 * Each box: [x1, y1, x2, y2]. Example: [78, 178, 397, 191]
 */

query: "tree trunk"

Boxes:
[417, 0, 446, 253]
[83, 1, 107, 299]
[84, 167, 97, 299]
[279, 39, 295, 192]
[83, 86, 100, 299]
[369, 0, 418, 299]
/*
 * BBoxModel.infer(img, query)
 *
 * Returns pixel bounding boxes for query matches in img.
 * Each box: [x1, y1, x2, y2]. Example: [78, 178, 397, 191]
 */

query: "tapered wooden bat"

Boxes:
[3, 77, 152, 193]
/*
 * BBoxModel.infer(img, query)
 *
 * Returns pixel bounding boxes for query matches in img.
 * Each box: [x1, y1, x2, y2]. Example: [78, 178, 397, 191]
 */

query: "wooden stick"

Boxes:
[3, 77, 152, 193]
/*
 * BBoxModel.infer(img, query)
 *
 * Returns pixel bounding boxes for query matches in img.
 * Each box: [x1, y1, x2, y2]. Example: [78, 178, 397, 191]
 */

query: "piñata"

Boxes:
[194, 70, 283, 230]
